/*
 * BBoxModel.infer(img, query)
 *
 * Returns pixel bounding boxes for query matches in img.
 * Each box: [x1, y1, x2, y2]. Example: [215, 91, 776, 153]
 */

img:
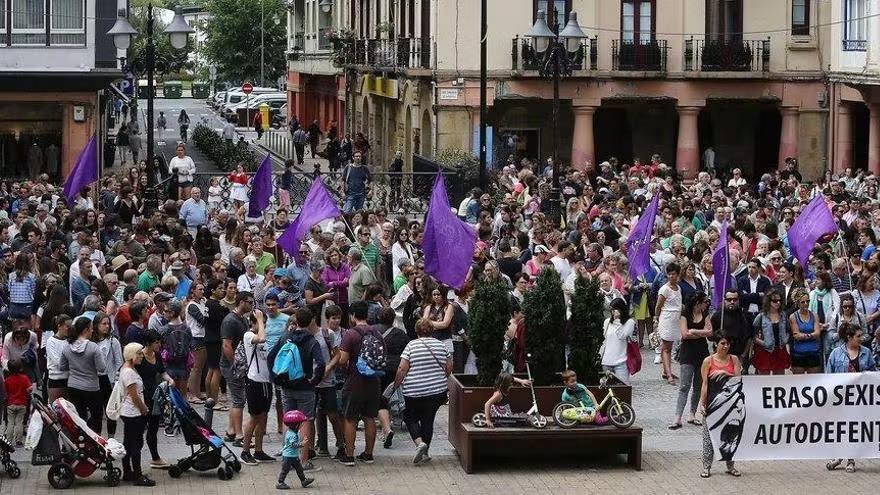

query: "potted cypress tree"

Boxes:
[523, 268, 567, 386]
[567, 275, 604, 385]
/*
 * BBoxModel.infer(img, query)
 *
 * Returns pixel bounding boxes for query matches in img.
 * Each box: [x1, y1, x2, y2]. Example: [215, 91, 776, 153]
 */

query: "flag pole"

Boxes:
[340, 214, 379, 281]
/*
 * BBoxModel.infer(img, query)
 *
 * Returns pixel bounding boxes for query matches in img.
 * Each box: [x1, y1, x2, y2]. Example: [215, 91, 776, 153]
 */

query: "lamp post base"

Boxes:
[142, 186, 159, 216]
[547, 186, 563, 228]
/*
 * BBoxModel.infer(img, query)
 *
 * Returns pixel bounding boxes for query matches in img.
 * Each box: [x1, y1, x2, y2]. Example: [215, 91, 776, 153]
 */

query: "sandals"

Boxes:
[667, 423, 683, 430]
[700, 469, 711, 478]
[826, 459, 842, 471]
[726, 467, 741, 477]
[692, 418, 703, 426]
[845, 461, 856, 473]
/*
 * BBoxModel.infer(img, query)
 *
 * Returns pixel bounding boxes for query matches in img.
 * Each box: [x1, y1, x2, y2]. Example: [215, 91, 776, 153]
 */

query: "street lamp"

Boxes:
[526, 10, 586, 227]
[109, 5, 194, 214]
[319, 0, 333, 13]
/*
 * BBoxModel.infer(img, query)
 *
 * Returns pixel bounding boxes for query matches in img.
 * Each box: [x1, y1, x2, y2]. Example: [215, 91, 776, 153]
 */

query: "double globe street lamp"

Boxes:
[526, 10, 587, 226]
[108, 5, 194, 214]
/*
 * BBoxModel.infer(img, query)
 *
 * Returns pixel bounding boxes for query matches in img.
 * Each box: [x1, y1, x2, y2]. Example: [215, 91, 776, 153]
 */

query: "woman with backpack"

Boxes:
[159, 300, 193, 399]
[92, 312, 123, 437]
[135, 329, 174, 469]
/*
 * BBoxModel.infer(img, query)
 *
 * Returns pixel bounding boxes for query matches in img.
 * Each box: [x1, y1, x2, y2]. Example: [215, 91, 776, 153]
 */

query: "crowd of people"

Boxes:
[0, 140, 878, 486]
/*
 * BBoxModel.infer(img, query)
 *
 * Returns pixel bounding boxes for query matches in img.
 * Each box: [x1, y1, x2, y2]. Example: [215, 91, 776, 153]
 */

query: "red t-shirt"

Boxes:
[4, 373, 32, 406]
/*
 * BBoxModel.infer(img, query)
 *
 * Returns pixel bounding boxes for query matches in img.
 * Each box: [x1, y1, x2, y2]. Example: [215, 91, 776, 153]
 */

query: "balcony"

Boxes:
[346, 38, 432, 70]
[612, 39, 667, 71]
[684, 38, 770, 72]
[511, 36, 597, 72]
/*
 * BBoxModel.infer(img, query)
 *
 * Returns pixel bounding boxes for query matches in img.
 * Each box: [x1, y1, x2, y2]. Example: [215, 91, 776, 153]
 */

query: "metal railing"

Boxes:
[683, 37, 770, 72]
[612, 39, 668, 71]
[182, 169, 462, 216]
[344, 37, 432, 69]
[842, 39, 867, 51]
[511, 36, 597, 72]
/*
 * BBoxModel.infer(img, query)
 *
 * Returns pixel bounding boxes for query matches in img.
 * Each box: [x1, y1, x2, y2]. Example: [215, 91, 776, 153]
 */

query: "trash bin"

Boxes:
[192, 81, 210, 99]
[163, 81, 183, 99]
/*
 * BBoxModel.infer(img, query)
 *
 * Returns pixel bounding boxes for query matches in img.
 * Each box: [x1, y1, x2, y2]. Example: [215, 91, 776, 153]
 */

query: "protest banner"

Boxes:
[706, 373, 880, 461]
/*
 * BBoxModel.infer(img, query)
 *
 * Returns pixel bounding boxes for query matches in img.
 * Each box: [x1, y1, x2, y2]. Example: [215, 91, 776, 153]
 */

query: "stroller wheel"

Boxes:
[168, 465, 183, 478]
[48, 463, 74, 489]
[7, 465, 21, 479]
[224, 466, 234, 480]
[232, 459, 242, 472]
[217, 467, 227, 480]
[105, 467, 121, 487]
[471, 413, 488, 427]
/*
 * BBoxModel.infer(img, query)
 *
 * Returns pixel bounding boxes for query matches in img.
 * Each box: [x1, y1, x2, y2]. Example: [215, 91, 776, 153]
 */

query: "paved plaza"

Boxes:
[3, 349, 878, 494]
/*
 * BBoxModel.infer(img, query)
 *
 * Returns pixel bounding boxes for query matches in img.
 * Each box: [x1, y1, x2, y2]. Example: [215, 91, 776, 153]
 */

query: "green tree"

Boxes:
[202, 0, 287, 85]
[468, 280, 512, 386]
[523, 268, 567, 386]
[567, 275, 604, 385]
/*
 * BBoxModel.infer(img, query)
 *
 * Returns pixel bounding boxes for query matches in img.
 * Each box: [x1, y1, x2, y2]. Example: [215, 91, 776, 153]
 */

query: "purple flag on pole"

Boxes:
[625, 194, 659, 281]
[278, 179, 342, 261]
[62, 135, 98, 205]
[788, 194, 838, 268]
[248, 155, 273, 218]
[423, 174, 477, 289]
[712, 220, 731, 310]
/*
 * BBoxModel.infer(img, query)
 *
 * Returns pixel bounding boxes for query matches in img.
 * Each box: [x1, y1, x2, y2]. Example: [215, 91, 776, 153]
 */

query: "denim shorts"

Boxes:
[281, 388, 317, 419]
[220, 364, 247, 409]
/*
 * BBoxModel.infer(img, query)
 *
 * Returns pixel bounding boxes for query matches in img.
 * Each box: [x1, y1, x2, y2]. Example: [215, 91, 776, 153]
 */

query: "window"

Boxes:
[844, 0, 867, 50]
[12, 0, 45, 45]
[706, 0, 743, 42]
[622, 0, 654, 43]
[791, 0, 810, 36]
[50, 0, 85, 45]
[533, 0, 571, 32]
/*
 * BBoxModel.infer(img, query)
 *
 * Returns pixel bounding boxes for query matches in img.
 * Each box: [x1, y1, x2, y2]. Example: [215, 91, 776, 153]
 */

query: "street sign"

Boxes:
[120, 72, 135, 97]
[242, 83, 253, 95]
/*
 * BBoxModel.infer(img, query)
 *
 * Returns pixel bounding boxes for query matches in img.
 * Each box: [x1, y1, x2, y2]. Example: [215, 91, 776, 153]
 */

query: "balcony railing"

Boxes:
[612, 39, 667, 71]
[684, 38, 770, 72]
[511, 36, 597, 72]
[842, 39, 867, 51]
[345, 37, 432, 70]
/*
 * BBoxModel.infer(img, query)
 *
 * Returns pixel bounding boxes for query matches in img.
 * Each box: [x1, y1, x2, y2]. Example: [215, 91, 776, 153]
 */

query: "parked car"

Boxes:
[224, 93, 287, 124]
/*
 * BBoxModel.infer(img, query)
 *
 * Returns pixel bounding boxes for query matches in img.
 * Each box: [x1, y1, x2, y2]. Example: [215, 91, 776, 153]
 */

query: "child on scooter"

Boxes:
[560, 370, 605, 424]
[483, 372, 532, 428]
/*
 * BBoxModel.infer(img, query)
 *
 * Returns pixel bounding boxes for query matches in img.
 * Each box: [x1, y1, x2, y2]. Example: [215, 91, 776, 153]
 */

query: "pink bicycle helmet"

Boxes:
[283, 410, 307, 427]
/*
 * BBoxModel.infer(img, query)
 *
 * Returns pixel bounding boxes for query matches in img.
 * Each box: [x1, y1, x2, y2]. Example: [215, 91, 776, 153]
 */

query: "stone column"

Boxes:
[835, 103, 853, 173]
[675, 106, 701, 179]
[869, 0, 880, 70]
[869, 103, 880, 175]
[778, 106, 800, 169]
[571, 105, 597, 172]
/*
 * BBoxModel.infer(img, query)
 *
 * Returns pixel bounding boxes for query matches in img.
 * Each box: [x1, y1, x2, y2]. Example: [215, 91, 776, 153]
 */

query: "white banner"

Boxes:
[706, 372, 880, 461]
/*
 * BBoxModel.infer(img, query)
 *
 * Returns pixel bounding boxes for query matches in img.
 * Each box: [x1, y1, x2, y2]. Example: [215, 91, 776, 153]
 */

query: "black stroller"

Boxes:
[165, 386, 241, 480]
[0, 434, 20, 478]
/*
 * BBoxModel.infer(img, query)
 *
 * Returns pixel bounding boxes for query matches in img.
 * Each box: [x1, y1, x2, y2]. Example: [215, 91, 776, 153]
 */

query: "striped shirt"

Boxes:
[400, 337, 450, 398]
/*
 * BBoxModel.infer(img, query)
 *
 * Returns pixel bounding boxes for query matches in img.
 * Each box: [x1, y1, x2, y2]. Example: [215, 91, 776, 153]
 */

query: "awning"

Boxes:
[107, 82, 130, 104]
[0, 69, 123, 92]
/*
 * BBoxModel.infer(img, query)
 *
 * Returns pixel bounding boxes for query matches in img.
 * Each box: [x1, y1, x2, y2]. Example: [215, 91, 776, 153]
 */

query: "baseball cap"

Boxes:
[154, 292, 174, 302]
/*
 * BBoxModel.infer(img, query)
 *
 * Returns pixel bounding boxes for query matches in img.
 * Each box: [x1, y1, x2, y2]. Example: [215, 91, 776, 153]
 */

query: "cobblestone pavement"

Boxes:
[4, 341, 879, 494]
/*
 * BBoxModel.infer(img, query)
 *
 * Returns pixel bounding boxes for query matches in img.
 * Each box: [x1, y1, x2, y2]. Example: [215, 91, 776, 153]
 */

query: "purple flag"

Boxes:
[712, 220, 731, 310]
[248, 155, 273, 218]
[278, 179, 341, 261]
[423, 174, 477, 289]
[788, 194, 838, 268]
[62, 135, 98, 205]
[625, 194, 659, 280]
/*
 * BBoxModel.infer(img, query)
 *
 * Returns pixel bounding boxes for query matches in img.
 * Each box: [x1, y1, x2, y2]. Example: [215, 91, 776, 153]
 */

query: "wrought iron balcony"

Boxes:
[511, 35, 598, 72]
[683, 38, 770, 72]
[344, 37, 432, 70]
[612, 39, 668, 71]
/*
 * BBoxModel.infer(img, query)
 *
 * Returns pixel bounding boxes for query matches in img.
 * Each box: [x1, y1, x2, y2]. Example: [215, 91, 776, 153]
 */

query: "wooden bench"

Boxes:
[456, 423, 643, 473]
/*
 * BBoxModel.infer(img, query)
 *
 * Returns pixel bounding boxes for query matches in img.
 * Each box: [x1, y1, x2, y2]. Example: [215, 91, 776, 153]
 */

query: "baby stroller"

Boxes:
[165, 387, 241, 480]
[0, 434, 21, 478]
[30, 398, 124, 489]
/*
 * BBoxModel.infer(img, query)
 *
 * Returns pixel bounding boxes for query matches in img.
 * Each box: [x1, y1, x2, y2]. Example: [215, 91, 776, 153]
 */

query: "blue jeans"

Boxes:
[343, 193, 365, 214]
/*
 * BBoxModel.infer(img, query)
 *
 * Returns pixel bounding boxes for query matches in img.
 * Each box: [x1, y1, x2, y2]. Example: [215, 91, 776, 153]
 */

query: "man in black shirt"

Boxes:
[204, 279, 229, 408]
[220, 291, 254, 444]
[495, 240, 523, 282]
[710, 289, 755, 374]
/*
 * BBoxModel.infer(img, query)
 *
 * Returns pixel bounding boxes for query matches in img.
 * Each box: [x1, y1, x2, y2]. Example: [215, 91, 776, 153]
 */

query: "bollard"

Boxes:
[204, 398, 215, 429]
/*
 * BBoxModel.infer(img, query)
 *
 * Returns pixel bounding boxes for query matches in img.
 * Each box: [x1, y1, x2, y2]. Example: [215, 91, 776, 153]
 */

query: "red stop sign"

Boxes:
[242, 83, 253, 95]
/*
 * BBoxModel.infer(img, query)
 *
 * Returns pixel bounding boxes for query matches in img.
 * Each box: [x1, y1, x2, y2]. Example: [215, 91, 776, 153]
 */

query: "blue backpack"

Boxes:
[271, 341, 305, 386]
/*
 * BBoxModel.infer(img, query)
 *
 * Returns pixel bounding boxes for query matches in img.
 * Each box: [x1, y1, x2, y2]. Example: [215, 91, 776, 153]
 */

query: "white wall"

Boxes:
[1, 0, 96, 71]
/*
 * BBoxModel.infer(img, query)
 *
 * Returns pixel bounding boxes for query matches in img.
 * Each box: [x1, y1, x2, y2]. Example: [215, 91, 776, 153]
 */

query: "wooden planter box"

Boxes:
[448, 374, 640, 473]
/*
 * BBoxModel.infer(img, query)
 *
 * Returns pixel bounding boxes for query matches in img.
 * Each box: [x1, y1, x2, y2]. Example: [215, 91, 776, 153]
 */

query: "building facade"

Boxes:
[0, 0, 120, 180]
[286, 0, 880, 180]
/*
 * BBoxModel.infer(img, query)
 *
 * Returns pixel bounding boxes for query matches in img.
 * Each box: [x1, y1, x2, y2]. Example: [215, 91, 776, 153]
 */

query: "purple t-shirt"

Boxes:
[340, 324, 382, 393]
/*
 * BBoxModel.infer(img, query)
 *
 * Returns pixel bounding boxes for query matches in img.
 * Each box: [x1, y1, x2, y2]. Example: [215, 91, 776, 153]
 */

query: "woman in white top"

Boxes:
[601, 298, 635, 384]
[168, 144, 196, 200]
[46, 315, 72, 403]
[118, 342, 156, 487]
[391, 228, 415, 280]
[237, 256, 265, 293]
[185, 282, 209, 404]
[655, 262, 683, 385]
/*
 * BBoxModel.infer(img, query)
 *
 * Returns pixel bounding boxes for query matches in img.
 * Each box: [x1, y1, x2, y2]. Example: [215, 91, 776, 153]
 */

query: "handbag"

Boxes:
[647, 330, 661, 350]
[626, 340, 642, 375]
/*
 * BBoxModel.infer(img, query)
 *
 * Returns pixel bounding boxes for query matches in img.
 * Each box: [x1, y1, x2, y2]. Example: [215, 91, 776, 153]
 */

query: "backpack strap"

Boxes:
[382, 327, 394, 339]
